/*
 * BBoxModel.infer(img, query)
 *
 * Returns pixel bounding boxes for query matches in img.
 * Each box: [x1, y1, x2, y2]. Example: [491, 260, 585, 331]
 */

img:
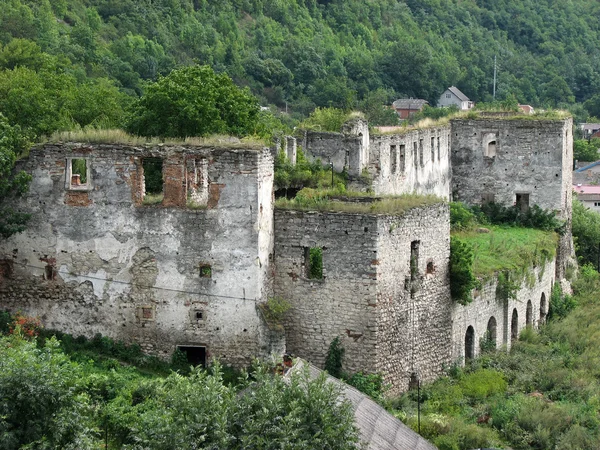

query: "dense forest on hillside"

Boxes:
[3, 0, 600, 136]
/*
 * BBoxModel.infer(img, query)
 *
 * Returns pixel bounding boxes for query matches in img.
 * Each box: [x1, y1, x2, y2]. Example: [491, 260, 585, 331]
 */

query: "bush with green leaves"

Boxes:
[449, 237, 480, 305]
[572, 198, 600, 266]
[298, 107, 352, 132]
[548, 282, 577, 320]
[449, 201, 476, 231]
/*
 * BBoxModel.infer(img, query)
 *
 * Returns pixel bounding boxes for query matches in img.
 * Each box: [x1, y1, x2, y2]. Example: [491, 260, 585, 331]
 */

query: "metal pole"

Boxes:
[330, 162, 334, 188]
[417, 378, 421, 434]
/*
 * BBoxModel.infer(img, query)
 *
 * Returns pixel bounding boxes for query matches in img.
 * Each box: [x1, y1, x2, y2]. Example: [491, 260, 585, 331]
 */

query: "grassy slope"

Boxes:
[392, 272, 600, 450]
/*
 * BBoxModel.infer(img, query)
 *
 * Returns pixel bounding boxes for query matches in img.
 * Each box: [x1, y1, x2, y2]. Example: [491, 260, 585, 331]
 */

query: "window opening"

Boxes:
[199, 264, 212, 278]
[540, 293, 547, 323]
[177, 345, 207, 367]
[187, 158, 209, 208]
[390, 145, 397, 174]
[465, 326, 475, 360]
[71, 159, 87, 185]
[437, 137, 441, 161]
[511, 309, 519, 340]
[486, 140, 497, 157]
[426, 261, 435, 274]
[419, 139, 424, 167]
[399, 144, 406, 172]
[195, 310, 204, 320]
[515, 193, 530, 212]
[142, 158, 164, 205]
[526, 300, 533, 327]
[410, 241, 420, 281]
[304, 247, 323, 279]
[44, 265, 55, 280]
[431, 137, 435, 162]
[413, 142, 418, 168]
[486, 317, 497, 347]
[446, 93, 451, 98]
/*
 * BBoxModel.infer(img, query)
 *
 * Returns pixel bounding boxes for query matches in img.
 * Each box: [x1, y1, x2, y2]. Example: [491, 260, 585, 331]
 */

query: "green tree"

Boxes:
[572, 198, 600, 266]
[450, 237, 480, 305]
[573, 138, 600, 162]
[0, 333, 95, 448]
[0, 114, 31, 238]
[126, 65, 260, 138]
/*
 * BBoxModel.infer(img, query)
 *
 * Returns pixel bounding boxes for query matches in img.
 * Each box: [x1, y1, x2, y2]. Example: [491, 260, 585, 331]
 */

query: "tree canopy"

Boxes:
[126, 65, 260, 138]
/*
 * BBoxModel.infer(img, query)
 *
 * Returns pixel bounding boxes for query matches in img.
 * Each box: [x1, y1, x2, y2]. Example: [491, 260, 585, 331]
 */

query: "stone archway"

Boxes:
[526, 300, 533, 327]
[511, 309, 519, 340]
[486, 316, 497, 347]
[540, 293, 547, 324]
[465, 326, 475, 360]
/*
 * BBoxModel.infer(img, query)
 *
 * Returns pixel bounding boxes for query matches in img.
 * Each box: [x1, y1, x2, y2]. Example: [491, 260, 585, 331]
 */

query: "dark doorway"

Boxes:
[526, 300, 533, 327]
[540, 293, 547, 324]
[515, 193, 530, 212]
[511, 309, 519, 340]
[465, 326, 475, 360]
[177, 346, 207, 367]
[486, 317, 497, 347]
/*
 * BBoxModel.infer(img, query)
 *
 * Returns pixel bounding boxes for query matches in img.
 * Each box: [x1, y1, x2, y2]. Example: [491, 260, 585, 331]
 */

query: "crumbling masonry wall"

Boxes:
[451, 259, 554, 361]
[0, 143, 283, 365]
[368, 126, 451, 199]
[273, 204, 452, 395]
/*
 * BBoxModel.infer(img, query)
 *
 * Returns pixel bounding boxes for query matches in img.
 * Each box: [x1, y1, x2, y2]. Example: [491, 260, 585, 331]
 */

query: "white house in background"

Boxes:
[438, 86, 474, 110]
[573, 184, 600, 213]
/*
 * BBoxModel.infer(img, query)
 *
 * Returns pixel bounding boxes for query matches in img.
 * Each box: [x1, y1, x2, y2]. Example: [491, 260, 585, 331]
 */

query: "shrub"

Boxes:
[459, 369, 507, 400]
[450, 237, 480, 304]
[261, 296, 291, 323]
[324, 336, 344, 378]
[449, 202, 476, 230]
[549, 282, 577, 320]
[346, 372, 386, 401]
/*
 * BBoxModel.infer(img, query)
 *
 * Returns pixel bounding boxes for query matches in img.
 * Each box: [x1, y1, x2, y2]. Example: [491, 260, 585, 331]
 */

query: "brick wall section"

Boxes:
[0, 143, 283, 365]
[273, 204, 452, 395]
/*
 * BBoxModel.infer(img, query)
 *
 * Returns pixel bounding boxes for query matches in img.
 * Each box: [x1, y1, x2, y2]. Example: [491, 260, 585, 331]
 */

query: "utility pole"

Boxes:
[493, 55, 497, 100]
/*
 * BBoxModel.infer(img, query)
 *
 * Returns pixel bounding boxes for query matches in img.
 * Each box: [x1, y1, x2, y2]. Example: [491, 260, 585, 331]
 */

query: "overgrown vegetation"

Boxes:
[259, 296, 292, 325]
[276, 189, 443, 215]
[274, 149, 346, 192]
[0, 312, 359, 449]
[393, 268, 600, 449]
[449, 202, 559, 304]
[574, 138, 600, 162]
[572, 198, 600, 267]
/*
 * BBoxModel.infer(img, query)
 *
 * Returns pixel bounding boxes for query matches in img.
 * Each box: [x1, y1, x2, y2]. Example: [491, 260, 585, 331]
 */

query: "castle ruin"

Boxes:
[0, 115, 574, 395]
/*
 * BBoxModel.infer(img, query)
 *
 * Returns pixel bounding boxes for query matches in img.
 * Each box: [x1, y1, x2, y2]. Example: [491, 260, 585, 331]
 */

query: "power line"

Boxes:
[11, 262, 258, 302]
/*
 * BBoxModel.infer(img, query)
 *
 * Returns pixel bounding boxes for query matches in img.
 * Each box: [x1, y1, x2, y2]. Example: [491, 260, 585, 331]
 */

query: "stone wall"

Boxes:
[374, 204, 452, 394]
[273, 209, 380, 374]
[450, 117, 574, 279]
[451, 259, 554, 362]
[273, 203, 452, 395]
[368, 126, 451, 199]
[0, 143, 283, 365]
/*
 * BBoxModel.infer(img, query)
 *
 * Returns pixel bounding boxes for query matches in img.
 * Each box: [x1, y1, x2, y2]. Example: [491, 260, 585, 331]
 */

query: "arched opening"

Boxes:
[483, 133, 498, 157]
[486, 317, 497, 347]
[465, 326, 475, 360]
[526, 300, 533, 327]
[511, 309, 519, 341]
[487, 140, 497, 157]
[540, 293, 547, 324]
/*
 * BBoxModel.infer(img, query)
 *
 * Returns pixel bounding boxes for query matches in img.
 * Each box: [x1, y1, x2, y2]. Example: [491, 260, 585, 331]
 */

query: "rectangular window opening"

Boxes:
[437, 137, 441, 161]
[187, 158, 209, 209]
[142, 158, 164, 205]
[66, 158, 91, 190]
[410, 241, 420, 282]
[413, 142, 418, 168]
[430, 137, 435, 162]
[419, 139, 424, 167]
[390, 145, 397, 174]
[304, 247, 323, 280]
[399, 144, 406, 172]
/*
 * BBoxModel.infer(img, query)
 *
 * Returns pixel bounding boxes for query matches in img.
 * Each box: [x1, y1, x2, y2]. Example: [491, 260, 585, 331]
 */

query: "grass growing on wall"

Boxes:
[275, 188, 444, 215]
[453, 226, 557, 281]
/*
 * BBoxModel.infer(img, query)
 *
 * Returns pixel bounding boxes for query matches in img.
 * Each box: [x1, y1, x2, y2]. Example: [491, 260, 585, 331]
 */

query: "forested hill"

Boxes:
[2, 0, 600, 128]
